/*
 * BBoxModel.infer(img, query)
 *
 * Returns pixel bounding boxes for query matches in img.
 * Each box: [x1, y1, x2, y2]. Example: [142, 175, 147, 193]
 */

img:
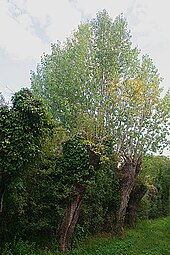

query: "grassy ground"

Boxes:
[2, 217, 170, 255]
[70, 217, 170, 255]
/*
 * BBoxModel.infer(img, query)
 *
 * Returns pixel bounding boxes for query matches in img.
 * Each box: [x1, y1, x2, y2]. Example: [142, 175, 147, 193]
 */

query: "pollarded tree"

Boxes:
[31, 10, 170, 232]
[59, 135, 101, 252]
[106, 59, 169, 231]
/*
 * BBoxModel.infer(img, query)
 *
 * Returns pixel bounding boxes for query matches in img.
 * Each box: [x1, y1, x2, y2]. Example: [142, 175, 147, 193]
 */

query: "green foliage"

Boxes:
[137, 155, 170, 220]
[0, 88, 57, 242]
[1, 129, 119, 244]
[78, 159, 120, 236]
[0, 88, 55, 174]
[1, 125, 71, 241]
[2, 217, 170, 255]
[61, 135, 101, 185]
[3, 240, 37, 255]
[71, 217, 170, 255]
[31, 11, 140, 134]
[31, 10, 169, 159]
[62, 135, 90, 181]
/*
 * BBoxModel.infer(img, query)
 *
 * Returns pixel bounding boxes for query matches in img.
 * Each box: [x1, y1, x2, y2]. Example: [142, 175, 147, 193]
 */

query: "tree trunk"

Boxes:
[59, 185, 86, 252]
[126, 182, 147, 227]
[116, 161, 141, 234]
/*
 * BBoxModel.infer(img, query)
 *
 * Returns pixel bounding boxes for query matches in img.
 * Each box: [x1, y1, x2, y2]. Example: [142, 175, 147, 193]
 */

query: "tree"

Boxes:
[0, 125, 68, 243]
[141, 155, 170, 218]
[0, 88, 54, 215]
[109, 69, 169, 233]
[31, 11, 140, 134]
[31, 10, 170, 232]
[59, 135, 101, 252]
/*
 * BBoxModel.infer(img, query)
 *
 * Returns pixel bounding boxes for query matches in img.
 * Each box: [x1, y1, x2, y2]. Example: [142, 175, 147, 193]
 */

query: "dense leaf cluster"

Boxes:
[0, 88, 54, 174]
[62, 135, 101, 184]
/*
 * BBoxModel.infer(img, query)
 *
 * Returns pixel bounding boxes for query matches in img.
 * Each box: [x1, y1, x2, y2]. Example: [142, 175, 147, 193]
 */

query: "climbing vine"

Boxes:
[62, 135, 101, 185]
[0, 88, 55, 175]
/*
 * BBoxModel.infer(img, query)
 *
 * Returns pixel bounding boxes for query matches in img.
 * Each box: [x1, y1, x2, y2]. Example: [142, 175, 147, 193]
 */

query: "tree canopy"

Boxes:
[31, 10, 169, 161]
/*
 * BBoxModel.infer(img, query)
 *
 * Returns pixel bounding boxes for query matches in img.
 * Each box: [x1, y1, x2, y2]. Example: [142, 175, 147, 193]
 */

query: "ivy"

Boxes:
[62, 135, 101, 185]
[0, 88, 55, 175]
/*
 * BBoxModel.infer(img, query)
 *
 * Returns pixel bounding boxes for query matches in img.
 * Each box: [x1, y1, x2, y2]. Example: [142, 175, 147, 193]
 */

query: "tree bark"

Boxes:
[116, 161, 141, 234]
[59, 185, 86, 252]
[126, 182, 147, 227]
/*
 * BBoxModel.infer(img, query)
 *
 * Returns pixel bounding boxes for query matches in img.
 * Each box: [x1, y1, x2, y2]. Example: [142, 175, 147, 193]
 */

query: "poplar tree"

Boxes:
[31, 10, 170, 234]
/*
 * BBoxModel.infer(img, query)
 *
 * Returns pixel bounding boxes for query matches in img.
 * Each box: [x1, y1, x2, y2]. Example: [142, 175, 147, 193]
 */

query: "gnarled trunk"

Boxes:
[116, 161, 141, 234]
[59, 185, 86, 252]
[126, 182, 147, 227]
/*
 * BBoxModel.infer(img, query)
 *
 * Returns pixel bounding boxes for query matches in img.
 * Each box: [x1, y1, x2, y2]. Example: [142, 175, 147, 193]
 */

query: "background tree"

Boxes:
[139, 155, 170, 219]
[0, 88, 55, 240]
[31, 10, 170, 233]
[1, 125, 68, 243]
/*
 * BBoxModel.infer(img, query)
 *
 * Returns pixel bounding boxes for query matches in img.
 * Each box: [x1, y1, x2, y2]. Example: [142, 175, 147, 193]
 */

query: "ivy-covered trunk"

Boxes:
[59, 135, 101, 252]
[126, 182, 147, 227]
[59, 185, 86, 252]
[116, 161, 141, 233]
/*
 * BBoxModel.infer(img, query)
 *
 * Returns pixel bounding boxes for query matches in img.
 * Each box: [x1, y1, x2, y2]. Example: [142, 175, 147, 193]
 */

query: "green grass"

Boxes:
[70, 217, 170, 255]
[2, 217, 170, 255]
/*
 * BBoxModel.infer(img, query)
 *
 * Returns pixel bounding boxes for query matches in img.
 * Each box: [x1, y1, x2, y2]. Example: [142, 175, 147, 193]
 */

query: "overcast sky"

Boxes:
[0, 0, 170, 102]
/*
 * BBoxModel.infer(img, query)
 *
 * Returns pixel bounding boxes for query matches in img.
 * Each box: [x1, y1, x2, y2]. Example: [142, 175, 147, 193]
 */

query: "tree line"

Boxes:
[0, 10, 170, 253]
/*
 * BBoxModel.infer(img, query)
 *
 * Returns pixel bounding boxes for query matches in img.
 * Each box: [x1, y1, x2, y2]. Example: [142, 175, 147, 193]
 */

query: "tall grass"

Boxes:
[2, 217, 170, 255]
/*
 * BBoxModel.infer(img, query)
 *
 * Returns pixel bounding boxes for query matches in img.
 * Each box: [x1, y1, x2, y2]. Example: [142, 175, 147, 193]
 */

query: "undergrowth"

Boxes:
[1, 217, 170, 255]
